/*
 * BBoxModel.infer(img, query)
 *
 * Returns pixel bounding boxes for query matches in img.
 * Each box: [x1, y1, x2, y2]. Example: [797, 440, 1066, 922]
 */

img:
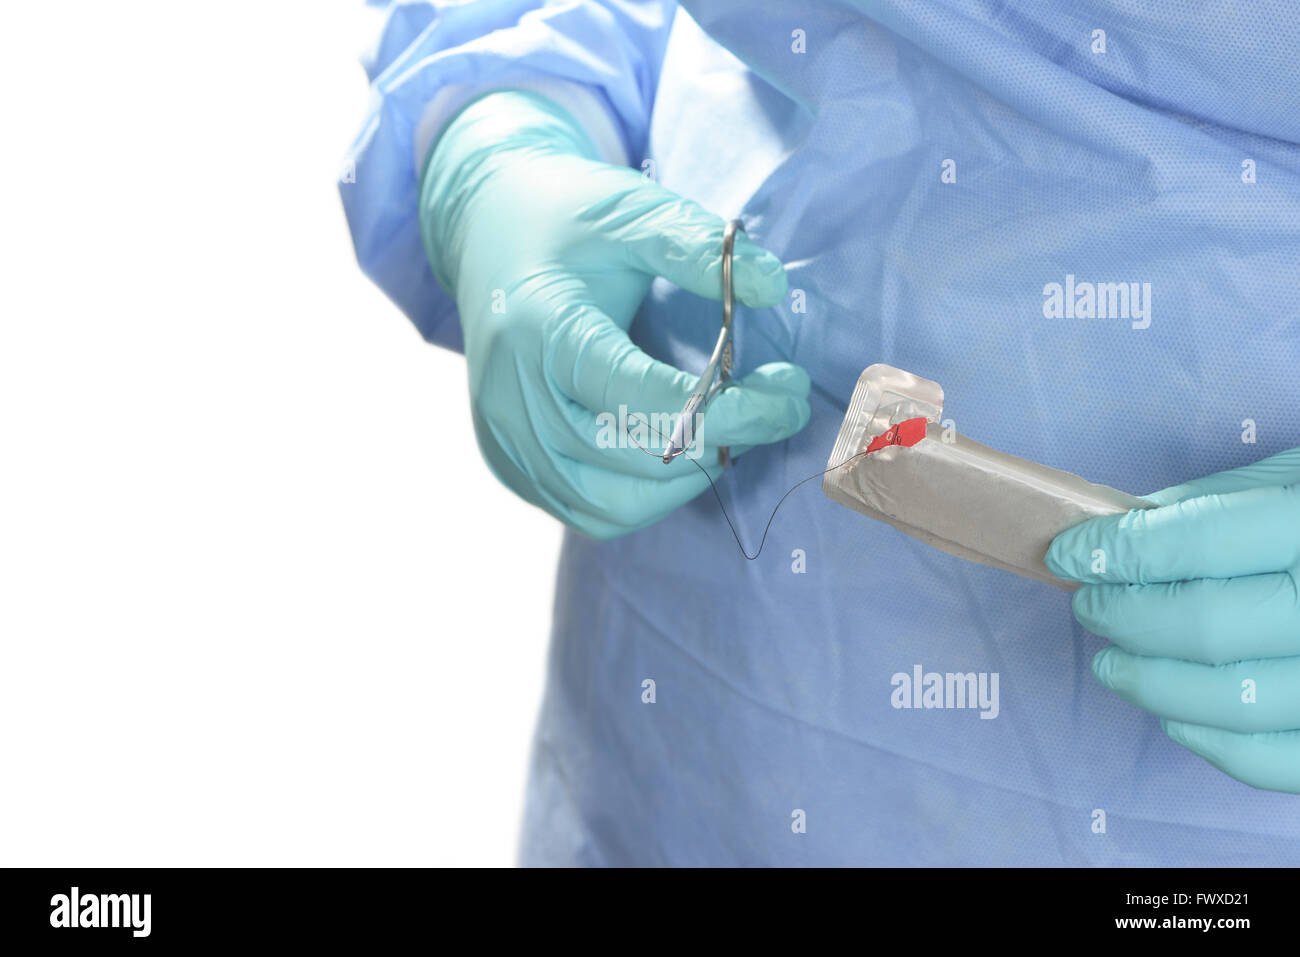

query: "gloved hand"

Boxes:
[418, 90, 810, 538]
[1046, 447, 1300, 793]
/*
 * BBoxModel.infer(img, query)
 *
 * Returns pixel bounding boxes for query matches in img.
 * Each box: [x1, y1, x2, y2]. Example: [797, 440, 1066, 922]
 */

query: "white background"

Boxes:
[0, 2, 559, 866]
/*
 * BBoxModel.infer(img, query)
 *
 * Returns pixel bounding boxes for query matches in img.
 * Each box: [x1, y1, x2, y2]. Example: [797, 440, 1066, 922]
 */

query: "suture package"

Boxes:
[823, 365, 1153, 590]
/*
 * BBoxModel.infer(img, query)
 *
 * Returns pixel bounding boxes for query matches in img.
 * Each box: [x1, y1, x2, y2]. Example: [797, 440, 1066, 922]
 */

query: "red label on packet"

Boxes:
[864, 417, 928, 455]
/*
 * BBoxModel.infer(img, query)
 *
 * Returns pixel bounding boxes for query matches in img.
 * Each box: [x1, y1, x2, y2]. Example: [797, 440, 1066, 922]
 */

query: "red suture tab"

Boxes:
[864, 417, 929, 455]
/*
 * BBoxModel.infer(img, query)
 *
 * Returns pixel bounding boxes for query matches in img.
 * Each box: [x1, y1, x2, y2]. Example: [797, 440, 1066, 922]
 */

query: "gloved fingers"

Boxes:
[595, 181, 789, 308]
[560, 360, 809, 461]
[1071, 573, 1300, 665]
[550, 449, 723, 534]
[492, 438, 713, 539]
[485, 383, 723, 533]
[472, 408, 640, 539]
[550, 397, 751, 479]
[549, 305, 811, 448]
[1092, 646, 1300, 732]
[594, 362, 808, 458]
[547, 299, 699, 414]
[1162, 720, 1300, 794]
[1045, 482, 1300, 584]
[1145, 447, 1300, 506]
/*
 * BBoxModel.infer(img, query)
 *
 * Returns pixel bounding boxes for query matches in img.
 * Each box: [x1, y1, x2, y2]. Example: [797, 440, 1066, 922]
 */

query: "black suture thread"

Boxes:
[624, 413, 867, 561]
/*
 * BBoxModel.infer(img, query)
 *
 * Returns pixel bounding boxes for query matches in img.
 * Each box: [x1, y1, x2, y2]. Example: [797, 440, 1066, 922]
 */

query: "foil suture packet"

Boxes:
[823, 364, 1153, 590]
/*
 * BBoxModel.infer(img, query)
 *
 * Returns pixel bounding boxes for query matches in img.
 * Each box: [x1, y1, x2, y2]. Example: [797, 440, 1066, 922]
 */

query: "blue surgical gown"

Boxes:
[341, 1, 1300, 865]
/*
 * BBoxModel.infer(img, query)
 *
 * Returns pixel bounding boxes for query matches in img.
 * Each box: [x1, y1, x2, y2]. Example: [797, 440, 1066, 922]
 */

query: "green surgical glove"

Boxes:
[1046, 447, 1300, 792]
[418, 90, 810, 539]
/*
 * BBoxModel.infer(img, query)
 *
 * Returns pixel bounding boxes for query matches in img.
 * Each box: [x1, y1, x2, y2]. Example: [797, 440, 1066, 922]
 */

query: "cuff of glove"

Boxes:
[413, 78, 630, 174]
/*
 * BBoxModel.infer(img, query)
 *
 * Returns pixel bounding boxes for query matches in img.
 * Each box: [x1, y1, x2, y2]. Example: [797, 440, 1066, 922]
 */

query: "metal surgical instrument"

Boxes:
[660, 219, 744, 466]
